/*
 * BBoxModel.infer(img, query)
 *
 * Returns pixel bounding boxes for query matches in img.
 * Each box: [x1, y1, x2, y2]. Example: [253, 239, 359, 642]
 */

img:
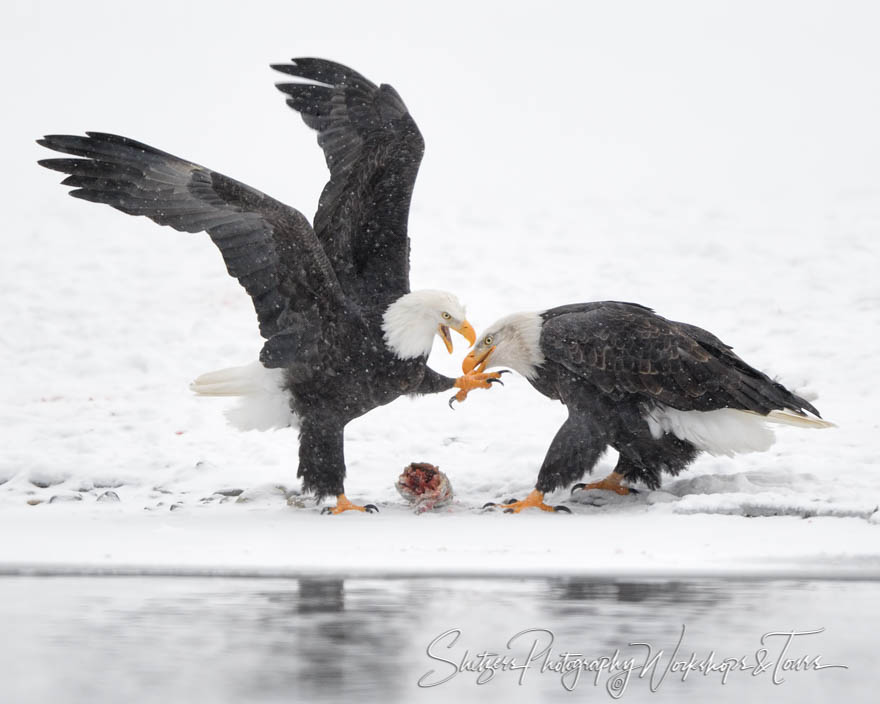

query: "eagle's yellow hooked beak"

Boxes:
[462, 346, 496, 374]
[438, 320, 476, 354]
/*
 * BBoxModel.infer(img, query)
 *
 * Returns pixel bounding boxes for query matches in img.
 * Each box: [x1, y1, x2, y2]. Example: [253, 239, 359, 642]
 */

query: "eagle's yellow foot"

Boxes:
[320, 494, 379, 515]
[482, 489, 571, 513]
[449, 370, 509, 408]
[572, 471, 637, 496]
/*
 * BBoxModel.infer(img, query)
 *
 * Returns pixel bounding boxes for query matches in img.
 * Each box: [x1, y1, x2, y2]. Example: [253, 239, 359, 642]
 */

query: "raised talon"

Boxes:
[451, 371, 505, 404]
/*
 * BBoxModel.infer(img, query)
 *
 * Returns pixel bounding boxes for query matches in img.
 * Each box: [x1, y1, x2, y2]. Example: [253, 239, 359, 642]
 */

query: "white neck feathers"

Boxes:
[382, 291, 443, 359]
[492, 311, 545, 379]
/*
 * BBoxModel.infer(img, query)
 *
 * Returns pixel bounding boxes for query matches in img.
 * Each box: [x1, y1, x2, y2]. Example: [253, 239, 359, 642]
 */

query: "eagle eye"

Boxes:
[442, 312, 452, 320]
[484, 335, 494, 345]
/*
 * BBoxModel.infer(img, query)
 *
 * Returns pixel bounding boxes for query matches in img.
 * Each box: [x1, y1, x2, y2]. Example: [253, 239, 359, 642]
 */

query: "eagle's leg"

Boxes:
[606, 431, 701, 491]
[299, 420, 379, 515]
[571, 471, 635, 495]
[483, 413, 605, 513]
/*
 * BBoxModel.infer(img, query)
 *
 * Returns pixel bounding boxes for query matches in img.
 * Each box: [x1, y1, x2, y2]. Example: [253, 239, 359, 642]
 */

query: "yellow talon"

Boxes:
[451, 371, 503, 403]
[574, 471, 633, 496]
[322, 494, 378, 515]
[489, 489, 566, 513]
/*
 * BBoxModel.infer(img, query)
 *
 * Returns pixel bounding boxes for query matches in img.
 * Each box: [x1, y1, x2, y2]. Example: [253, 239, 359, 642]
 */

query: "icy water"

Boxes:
[1, 576, 874, 703]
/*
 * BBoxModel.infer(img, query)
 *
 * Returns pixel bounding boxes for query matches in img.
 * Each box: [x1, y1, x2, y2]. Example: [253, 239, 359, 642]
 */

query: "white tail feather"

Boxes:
[644, 406, 774, 456]
[762, 409, 836, 429]
[190, 362, 296, 431]
[644, 405, 834, 457]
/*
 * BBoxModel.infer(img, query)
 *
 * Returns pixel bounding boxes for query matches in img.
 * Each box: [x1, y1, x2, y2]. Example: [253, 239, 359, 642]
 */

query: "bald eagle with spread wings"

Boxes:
[38, 58, 501, 514]
[463, 302, 832, 512]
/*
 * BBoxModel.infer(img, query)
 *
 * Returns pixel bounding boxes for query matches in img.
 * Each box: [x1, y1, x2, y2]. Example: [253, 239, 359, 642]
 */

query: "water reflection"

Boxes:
[293, 578, 344, 613]
[0, 575, 872, 703]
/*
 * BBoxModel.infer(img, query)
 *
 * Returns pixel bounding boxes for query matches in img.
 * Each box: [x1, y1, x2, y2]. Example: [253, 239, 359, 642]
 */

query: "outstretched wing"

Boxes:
[38, 132, 343, 347]
[540, 302, 820, 416]
[273, 58, 424, 307]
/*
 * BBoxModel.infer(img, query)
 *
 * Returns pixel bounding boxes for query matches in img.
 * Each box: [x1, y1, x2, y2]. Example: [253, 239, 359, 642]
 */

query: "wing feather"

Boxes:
[38, 132, 343, 343]
[540, 303, 821, 417]
[273, 58, 424, 306]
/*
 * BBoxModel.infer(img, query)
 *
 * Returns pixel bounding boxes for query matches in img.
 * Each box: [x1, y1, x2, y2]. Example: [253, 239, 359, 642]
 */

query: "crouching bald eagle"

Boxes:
[463, 302, 833, 513]
[38, 58, 501, 514]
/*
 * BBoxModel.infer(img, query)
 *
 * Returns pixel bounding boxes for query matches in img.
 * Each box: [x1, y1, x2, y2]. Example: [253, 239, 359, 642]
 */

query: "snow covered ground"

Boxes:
[2, 1, 880, 577]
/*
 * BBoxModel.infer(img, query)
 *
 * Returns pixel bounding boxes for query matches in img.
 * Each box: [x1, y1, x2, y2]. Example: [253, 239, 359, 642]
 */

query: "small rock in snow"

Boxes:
[213, 488, 244, 497]
[29, 471, 67, 489]
[93, 479, 124, 489]
[235, 484, 288, 504]
[49, 494, 83, 503]
[97, 490, 121, 503]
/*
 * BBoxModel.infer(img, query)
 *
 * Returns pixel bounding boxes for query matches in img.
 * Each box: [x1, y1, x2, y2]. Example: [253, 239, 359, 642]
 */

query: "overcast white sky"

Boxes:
[5, 0, 880, 232]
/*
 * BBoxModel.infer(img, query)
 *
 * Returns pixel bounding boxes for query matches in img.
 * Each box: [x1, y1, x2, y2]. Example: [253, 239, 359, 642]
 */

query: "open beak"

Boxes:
[438, 320, 476, 354]
[462, 346, 496, 374]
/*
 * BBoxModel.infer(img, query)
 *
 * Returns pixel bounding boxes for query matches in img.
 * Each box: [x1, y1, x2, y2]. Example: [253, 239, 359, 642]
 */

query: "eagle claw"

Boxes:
[481, 499, 518, 510]
[500, 497, 520, 513]
[553, 505, 572, 513]
[450, 371, 505, 407]
[571, 481, 639, 495]
[320, 495, 380, 514]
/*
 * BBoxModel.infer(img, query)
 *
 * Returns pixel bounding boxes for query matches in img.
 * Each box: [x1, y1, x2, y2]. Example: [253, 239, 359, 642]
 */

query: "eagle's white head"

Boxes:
[463, 311, 546, 379]
[382, 290, 476, 359]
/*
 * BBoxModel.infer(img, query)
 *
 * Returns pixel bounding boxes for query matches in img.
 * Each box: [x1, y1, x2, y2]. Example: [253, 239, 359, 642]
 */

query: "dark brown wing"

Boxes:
[540, 302, 820, 416]
[273, 58, 424, 307]
[38, 132, 343, 342]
